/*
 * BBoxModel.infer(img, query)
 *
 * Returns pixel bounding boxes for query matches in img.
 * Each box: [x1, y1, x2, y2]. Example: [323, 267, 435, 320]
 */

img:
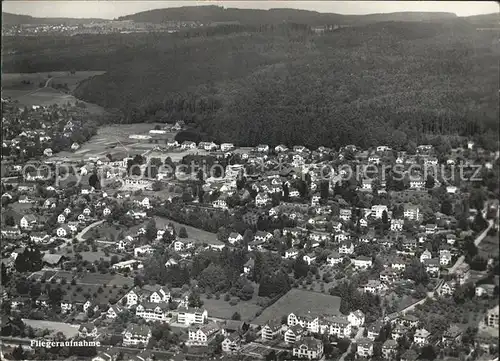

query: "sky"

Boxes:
[2, 1, 499, 19]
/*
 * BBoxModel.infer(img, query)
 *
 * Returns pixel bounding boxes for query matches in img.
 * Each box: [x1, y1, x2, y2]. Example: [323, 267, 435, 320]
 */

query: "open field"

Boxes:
[77, 250, 113, 263]
[155, 216, 223, 245]
[201, 296, 262, 321]
[3, 71, 108, 113]
[22, 319, 79, 338]
[10, 202, 34, 214]
[252, 288, 341, 325]
[2, 71, 106, 92]
[76, 273, 133, 288]
[4, 87, 107, 114]
[80, 222, 124, 241]
[54, 123, 171, 161]
[478, 235, 499, 258]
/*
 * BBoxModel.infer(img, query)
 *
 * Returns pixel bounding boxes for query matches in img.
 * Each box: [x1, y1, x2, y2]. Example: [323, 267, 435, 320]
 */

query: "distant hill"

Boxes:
[2, 12, 105, 25]
[463, 12, 500, 27]
[116, 6, 458, 26]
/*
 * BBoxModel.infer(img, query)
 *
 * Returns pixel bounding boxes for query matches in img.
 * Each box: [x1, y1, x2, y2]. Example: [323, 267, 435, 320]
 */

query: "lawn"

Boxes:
[76, 273, 134, 288]
[200, 296, 262, 321]
[155, 216, 223, 245]
[2, 71, 106, 91]
[10, 202, 34, 213]
[76, 273, 113, 285]
[21, 319, 80, 339]
[78, 250, 112, 263]
[252, 288, 341, 325]
[81, 222, 124, 241]
[55, 123, 167, 161]
[6, 87, 106, 114]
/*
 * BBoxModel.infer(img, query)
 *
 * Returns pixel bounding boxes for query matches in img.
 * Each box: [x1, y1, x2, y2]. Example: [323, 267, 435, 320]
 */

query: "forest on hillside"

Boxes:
[3, 20, 499, 150]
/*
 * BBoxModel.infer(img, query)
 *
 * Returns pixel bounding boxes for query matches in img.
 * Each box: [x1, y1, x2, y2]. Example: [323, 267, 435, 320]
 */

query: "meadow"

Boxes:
[155, 216, 223, 245]
[2, 71, 107, 113]
[252, 288, 341, 325]
[200, 296, 262, 321]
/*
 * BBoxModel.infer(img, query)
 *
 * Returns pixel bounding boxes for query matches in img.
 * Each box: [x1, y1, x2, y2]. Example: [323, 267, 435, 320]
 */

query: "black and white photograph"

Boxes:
[1, 1, 499, 360]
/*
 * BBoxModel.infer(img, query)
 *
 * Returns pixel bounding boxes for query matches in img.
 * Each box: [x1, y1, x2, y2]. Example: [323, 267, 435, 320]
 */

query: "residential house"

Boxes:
[390, 219, 404, 232]
[340, 208, 352, 221]
[327, 252, 343, 266]
[475, 284, 496, 298]
[135, 303, 169, 322]
[284, 324, 305, 344]
[275, 144, 288, 153]
[284, 248, 299, 260]
[446, 234, 457, 245]
[440, 281, 456, 297]
[367, 322, 383, 340]
[380, 268, 397, 283]
[382, 339, 398, 359]
[303, 253, 316, 266]
[243, 258, 254, 275]
[420, 249, 432, 263]
[256, 144, 270, 153]
[439, 249, 452, 266]
[212, 194, 228, 210]
[442, 324, 463, 346]
[134, 245, 155, 258]
[368, 155, 381, 164]
[255, 192, 270, 207]
[425, 223, 438, 234]
[414, 328, 431, 346]
[181, 141, 197, 150]
[391, 258, 407, 273]
[122, 324, 152, 347]
[20, 214, 37, 229]
[363, 280, 388, 294]
[92, 349, 120, 361]
[361, 178, 373, 191]
[228, 232, 243, 245]
[410, 177, 425, 190]
[18, 195, 34, 204]
[222, 333, 242, 353]
[187, 323, 220, 346]
[177, 307, 208, 325]
[30, 232, 50, 244]
[56, 225, 72, 238]
[288, 313, 320, 333]
[107, 305, 123, 319]
[403, 204, 420, 221]
[173, 239, 194, 252]
[455, 263, 470, 285]
[254, 231, 273, 243]
[79, 323, 98, 339]
[357, 338, 374, 358]
[352, 256, 373, 270]
[371, 205, 388, 219]
[220, 143, 234, 152]
[486, 305, 499, 328]
[391, 324, 407, 340]
[334, 231, 350, 243]
[261, 320, 282, 341]
[309, 230, 331, 244]
[327, 315, 351, 338]
[339, 241, 354, 255]
[292, 337, 324, 360]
